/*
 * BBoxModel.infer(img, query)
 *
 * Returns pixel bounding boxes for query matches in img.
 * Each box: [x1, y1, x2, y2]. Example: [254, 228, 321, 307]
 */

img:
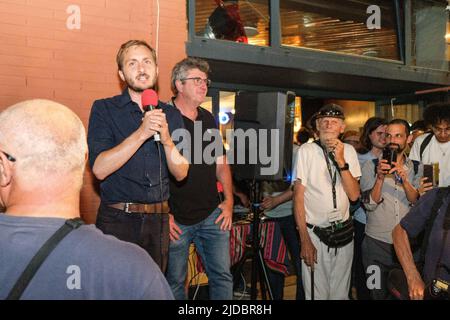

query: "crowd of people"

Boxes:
[0, 39, 448, 300]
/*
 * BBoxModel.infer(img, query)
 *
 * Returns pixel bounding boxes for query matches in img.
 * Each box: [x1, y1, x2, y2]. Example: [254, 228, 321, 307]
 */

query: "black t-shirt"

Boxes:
[169, 107, 224, 225]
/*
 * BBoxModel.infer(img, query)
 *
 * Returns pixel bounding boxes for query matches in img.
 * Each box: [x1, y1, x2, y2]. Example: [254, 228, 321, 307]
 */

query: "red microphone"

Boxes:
[141, 89, 160, 141]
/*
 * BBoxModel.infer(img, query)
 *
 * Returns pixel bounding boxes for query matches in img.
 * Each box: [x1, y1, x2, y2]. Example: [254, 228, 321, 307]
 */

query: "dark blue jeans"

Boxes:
[96, 203, 169, 272]
[352, 219, 371, 300]
[267, 215, 305, 300]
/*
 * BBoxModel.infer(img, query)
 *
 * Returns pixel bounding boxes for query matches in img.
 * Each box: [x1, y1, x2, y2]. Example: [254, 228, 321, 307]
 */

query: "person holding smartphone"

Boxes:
[360, 119, 422, 299]
[410, 103, 450, 194]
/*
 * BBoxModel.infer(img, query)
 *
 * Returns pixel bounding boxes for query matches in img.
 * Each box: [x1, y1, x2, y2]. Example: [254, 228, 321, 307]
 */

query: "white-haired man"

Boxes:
[294, 104, 361, 300]
[0, 99, 173, 299]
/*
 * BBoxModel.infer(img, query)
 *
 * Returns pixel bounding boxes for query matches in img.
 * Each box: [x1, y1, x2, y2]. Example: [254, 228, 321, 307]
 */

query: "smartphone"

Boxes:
[423, 163, 440, 187]
[382, 147, 397, 169]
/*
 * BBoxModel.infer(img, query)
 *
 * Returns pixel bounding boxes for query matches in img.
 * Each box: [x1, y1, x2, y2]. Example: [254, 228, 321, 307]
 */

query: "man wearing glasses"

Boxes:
[87, 40, 189, 273]
[410, 103, 450, 188]
[0, 100, 174, 299]
[165, 57, 233, 300]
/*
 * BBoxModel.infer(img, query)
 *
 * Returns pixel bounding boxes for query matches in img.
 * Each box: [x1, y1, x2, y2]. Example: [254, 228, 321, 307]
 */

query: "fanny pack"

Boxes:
[308, 219, 354, 248]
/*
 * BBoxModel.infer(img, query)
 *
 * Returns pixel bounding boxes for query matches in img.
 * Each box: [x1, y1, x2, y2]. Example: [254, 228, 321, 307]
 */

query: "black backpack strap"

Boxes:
[372, 158, 379, 177]
[419, 187, 450, 265]
[419, 133, 433, 161]
[6, 217, 84, 300]
[411, 160, 420, 175]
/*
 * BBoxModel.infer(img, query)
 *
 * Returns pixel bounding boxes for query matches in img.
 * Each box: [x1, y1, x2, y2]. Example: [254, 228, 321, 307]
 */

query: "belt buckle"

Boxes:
[124, 203, 130, 213]
[143, 204, 150, 213]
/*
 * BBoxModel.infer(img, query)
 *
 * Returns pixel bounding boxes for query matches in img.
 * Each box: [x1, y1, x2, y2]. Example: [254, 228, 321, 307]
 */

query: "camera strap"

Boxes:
[6, 218, 84, 300]
[314, 140, 337, 210]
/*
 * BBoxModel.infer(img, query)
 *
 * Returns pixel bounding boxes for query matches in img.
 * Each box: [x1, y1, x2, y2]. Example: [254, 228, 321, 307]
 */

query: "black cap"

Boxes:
[316, 103, 345, 120]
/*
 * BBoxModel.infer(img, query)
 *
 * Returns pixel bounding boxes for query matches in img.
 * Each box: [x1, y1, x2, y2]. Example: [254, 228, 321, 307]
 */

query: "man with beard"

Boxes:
[294, 104, 361, 300]
[87, 40, 189, 272]
[360, 119, 421, 299]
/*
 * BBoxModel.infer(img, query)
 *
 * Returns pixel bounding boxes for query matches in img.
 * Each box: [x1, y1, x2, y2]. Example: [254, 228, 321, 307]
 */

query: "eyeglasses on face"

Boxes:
[180, 77, 211, 87]
[1, 151, 16, 162]
[432, 126, 449, 134]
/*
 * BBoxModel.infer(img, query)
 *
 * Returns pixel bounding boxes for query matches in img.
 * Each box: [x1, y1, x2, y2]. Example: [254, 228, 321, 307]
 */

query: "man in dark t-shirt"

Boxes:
[166, 57, 233, 300]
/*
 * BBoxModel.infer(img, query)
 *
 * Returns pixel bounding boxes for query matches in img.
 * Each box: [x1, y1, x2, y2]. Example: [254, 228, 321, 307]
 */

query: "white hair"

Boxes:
[0, 99, 87, 189]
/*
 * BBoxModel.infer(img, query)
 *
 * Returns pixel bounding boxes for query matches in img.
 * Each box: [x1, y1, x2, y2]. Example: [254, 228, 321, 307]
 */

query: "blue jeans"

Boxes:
[166, 208, 233, 300]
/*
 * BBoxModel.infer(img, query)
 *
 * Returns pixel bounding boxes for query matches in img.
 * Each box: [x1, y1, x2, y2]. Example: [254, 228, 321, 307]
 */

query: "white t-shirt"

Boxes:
[410, 133, 450, 187]
[295, 142, 361, 227]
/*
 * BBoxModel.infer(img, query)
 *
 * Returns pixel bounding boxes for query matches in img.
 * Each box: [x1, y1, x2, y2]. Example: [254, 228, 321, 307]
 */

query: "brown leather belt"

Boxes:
[108, 201, 169, 214]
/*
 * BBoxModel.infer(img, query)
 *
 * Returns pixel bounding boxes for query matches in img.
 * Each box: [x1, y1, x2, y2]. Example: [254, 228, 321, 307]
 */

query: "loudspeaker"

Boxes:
[231, 91, 295, 181]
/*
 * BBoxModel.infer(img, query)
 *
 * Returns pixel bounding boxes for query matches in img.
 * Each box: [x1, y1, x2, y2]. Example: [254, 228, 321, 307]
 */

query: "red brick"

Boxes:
[0, 12, 27, 25]
[0, 96, 24, 109]
[54, 70, 106, 83]
[0, 75, 26, 86]
[0, 2, 54, 19]
[26, 16, 66, 31]
[27, 77, 82, 90]
[0, 44, 53, 59]
[0, 33, 27, 46]
[22, 86, 55, 99]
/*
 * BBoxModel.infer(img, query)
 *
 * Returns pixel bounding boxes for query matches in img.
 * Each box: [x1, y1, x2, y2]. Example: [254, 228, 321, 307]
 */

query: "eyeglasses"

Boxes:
[180, 77, 211, 87]
[432, 126, 449, 134]
[1, 150, 16, 162]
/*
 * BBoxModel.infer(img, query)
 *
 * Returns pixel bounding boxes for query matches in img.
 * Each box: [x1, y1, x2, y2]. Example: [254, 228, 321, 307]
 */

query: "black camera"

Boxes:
[382, 146, 398, 169]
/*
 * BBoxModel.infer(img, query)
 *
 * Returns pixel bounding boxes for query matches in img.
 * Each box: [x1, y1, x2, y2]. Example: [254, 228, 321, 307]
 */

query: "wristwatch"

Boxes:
[338, 163, 349, 172]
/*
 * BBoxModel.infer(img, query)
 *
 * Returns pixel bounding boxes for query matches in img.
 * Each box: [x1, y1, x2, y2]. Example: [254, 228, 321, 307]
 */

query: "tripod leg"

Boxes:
[257, 248, 274, 300]
[250, 248, 258, 299]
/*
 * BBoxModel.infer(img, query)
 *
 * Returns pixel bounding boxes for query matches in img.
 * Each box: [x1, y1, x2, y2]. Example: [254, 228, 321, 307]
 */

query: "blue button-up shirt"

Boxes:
[87, 89, 184, 204]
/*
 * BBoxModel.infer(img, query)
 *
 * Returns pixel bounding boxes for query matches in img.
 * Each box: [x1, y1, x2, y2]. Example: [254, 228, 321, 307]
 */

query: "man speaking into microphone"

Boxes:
[87, 40, 189, 272]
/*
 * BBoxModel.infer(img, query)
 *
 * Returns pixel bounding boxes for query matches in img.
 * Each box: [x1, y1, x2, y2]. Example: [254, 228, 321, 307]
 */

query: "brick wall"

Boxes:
[0, 0, 187, 222]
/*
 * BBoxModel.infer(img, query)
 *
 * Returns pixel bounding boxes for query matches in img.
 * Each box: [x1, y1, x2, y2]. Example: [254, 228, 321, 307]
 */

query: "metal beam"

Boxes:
[404, 0, 412, 66]
[269, 0, 281, 47]
[210, 81, 389, 101]
[186, 38, 450, 86]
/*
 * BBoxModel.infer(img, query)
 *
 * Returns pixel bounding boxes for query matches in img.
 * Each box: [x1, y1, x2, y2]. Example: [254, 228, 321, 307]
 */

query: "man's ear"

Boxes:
[118, 69, 125, 82]
[0, 153, 13, 187]
[175, 79, 183, 94]
[340, 121, 346, 134]
[406, 134, 413, 145]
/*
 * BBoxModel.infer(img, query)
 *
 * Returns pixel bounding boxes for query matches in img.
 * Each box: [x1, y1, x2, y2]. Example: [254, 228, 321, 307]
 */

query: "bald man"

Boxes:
[0, 100, 173, 300]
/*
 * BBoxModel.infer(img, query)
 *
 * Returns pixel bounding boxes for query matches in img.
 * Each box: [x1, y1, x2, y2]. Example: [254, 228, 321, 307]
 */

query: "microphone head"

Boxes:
[141, 89, 159, 108]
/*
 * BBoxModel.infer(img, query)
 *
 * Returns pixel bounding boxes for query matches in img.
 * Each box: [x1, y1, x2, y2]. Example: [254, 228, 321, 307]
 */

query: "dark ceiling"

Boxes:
[205, 58, 440, 99]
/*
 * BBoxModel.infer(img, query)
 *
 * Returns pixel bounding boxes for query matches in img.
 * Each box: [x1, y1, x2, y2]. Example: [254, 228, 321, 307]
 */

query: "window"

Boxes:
[194, 0, 270, 47]
[411, 0, 449, 70]
[280, 0, 401, 61]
